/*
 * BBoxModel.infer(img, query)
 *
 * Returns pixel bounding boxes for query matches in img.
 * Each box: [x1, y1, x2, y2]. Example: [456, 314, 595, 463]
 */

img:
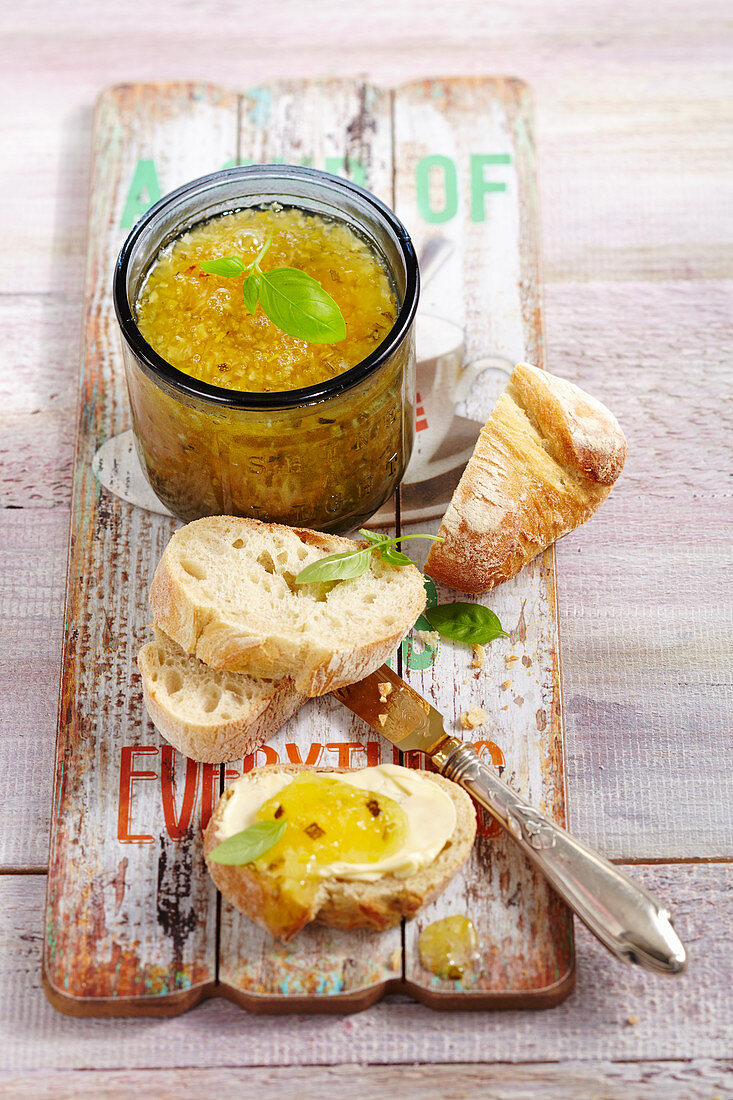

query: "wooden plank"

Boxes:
[43, 84, 239, 1014]
[0, 295, 78, 509]
[391, 77, 573, 1005]
[2, 1061, 733, 1100]
[213, 78, 403, 1011]
[42, 76, 574, 1016]
[6, 866, 733, 1068]
[545, 279, 733, 856]
[0, 508, 69, 869]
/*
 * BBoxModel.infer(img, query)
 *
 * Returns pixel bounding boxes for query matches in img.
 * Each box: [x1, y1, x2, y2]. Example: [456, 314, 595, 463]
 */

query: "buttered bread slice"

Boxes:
[149, 517, 426, 696]
[204, 764, 477, 942]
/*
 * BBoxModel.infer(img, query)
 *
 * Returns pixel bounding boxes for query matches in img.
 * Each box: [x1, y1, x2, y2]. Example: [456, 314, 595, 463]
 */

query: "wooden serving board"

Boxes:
[43, 78, 574, 1015]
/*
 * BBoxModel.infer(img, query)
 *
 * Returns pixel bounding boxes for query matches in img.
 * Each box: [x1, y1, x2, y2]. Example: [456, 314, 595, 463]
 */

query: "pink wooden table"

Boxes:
[1, 1, 731, 1096]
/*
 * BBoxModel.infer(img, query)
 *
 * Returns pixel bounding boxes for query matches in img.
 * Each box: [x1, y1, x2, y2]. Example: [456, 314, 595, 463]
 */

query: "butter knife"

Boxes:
[334, 664, 687, 975]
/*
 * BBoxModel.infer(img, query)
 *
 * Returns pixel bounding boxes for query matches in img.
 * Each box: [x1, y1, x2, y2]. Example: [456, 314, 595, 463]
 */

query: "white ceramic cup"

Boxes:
[406, 314, 512, 484]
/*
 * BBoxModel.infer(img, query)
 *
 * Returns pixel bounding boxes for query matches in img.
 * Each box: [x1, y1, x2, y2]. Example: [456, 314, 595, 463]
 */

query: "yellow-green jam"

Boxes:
[418, 915, 480, 980]
[253, 773, 409, 939]
[135, 206, 396, 392]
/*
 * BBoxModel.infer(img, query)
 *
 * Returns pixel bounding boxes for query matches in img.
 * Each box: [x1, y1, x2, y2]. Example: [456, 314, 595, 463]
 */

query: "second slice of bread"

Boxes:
[138, 628, 306, 763]
[149, 517, 427, 696]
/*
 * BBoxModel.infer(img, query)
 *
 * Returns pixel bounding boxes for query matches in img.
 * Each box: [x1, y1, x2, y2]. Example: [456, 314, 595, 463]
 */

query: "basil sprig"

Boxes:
[207, 818, 286, 865]
[200, 235, 346, 344]
[295, 530, 443, 585]
[424, 602, 508, 645]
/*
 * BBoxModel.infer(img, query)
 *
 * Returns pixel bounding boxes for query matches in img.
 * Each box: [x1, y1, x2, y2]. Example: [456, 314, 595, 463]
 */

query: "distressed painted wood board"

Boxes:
[44, 78, 574, 1016]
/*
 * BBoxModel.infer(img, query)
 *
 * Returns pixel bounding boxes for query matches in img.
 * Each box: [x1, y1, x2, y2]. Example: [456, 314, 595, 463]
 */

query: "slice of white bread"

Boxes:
[138, 627, 306, 763]
[425, 363, 627, 593]
[149, 517, 427, 696]
[204, 764, 477, 942]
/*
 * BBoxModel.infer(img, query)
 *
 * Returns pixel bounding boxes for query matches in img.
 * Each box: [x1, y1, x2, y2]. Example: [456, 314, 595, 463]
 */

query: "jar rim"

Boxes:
[113, 164, 420, 409]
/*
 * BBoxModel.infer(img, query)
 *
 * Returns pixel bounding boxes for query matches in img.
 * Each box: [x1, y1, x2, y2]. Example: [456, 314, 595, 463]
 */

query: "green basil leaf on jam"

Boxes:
[258, 267, 347, 344]
[200, 256, 246, 277]
[424, 603, 509, 645]
[242, 271, 260, 314]
[207, 818, 286, 865]
[294, 548, 372, 584]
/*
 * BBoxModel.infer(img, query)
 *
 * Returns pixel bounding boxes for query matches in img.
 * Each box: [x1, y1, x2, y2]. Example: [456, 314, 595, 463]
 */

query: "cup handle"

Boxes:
[403, 355, 515, 486]
[453, 354, 514, 405]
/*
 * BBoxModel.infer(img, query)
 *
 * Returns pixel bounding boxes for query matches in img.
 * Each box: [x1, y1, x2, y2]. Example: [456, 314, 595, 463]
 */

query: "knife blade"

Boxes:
[334, 664, 687, 976]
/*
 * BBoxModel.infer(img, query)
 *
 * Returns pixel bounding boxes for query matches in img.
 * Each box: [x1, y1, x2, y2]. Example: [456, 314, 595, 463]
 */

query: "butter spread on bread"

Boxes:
[204, 764, 476, 941]
[424, 363, 627, 594]
[215, 765, 457, 882]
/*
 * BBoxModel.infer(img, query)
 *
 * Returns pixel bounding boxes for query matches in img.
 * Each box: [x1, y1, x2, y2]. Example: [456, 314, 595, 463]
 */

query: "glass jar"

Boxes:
[113, 165, 419, 534]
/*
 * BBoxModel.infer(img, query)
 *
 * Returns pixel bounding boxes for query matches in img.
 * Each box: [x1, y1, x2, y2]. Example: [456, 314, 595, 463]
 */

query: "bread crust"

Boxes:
[425, 363, 627, 594]
[204, 765, 477, 942]
[138, 630, 306, 763]
[149, 517, 426, 695]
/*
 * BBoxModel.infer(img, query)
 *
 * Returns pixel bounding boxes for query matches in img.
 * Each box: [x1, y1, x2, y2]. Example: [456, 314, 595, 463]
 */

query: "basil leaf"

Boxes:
[294, 547, 372, 584]
[242, 271, 260, 314]
[379, 546, 415, 567]
[358, 528, 390, 546]
[200, 256, 246, 277]
[424, 603, 509, 645]
[208, 819, 286, 865]
[258, 267, 347, 344]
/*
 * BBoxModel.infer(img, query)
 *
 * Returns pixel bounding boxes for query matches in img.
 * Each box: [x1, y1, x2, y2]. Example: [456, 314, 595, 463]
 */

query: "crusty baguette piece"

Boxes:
[204, 764, 477, 942]
[138, 627, 306, 763]
[425, 363, 627, 593]
[149, 517, 426, 696]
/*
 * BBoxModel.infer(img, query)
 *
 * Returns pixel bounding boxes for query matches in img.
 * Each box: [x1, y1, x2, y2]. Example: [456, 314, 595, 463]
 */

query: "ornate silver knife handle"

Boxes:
[432, 738, 687, 975]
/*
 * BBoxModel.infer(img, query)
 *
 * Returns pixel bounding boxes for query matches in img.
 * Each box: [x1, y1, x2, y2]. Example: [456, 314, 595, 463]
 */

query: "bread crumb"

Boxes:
[378, 682, 393, 703]
[500, 680, 511, 691]
[460, 705, 489, 730]
[377, 714, 387, 727]
[415, 629, 440, 648]
[470, 644, 485, 669]
[505, 655, 519, 667]
[626, 1015, 638, 1026]
[389, 947, 401, 972]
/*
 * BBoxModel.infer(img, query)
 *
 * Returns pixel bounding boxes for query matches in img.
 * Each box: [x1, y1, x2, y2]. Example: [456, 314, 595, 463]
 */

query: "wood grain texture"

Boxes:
[2, 1, 731, 298]
[43, 77, 572, 1015]
[390, 76, 573, 1005]
[0, 509, 69, 869]
[4, 865, 733, 1071]
[1, 0, 732, 1076]
[546, 280, 733, 857]
[2, 1061, 733, 1100]
[44, 84, 240, 1013]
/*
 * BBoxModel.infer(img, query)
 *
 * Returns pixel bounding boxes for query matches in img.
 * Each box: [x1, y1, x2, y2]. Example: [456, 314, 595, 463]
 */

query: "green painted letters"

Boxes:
[120, 159, 162, 229]
[416, 155, 458, 224]
[470, 154, 510, 221]
[325, 156, 366, 187]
